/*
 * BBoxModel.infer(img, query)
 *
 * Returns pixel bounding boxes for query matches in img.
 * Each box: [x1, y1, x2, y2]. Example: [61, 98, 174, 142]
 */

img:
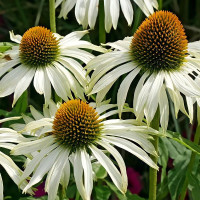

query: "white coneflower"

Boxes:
[86, 10, 200, 130]
[12, 99, 159, 200]
[56, 0, 158, 33]
[0, 26, 106, 106]
[0, 124, 33, 199]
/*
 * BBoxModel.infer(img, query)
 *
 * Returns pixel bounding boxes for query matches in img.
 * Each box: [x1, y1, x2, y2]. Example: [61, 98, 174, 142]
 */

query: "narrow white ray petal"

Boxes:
[110, 0, 120, 29]
[133, 0, 151, 16]
[103, 119, 145, 126]
[0, 143, 15, 150]
[48, 100, 59, 117]
[73, 151, 87, 200]
[117, 67, 140, 116]
[120, 0, 133, 26]
[81, 149, 93, 199]
[60, 48, 94, 64]
[151, 0, 159, 9]
[13, 67, 36, 106]
[103, 136, 158, 170]
[97, 140, 127, 193]
[159, 85, 169, 131]
[88, 53, 131, 91]
[135, 74, 154, 119]
[0, 116, 21, 123]
[21, 114, 34, 124]
[0, 58, 20, 77]
[33, 68, 45, 95]
[10, 123, 25, 132]
[104, 39, 131, 51]
[144, 73, 164, 125]
[60, 30, 89, 45]
[103, 129, 156, 155]
[59, 0, 76, 19]
[0, 65, 29, 98]
[96, 78, 117, 103]
[60, 158, 70, 189]
[30, 105, 44, 120]
[75, 0, 86, 24]
[88, 0, 99, 29]
[95, 104, 117, 114]
[133, 72, 149, 113]
[12, 136, 54, 155]
[46, 66, 70, 101]
[186, 96, 194, 123]
[91, 62, 135, 94]
[20, 143, 58, 182]
[9, 31, 22, 43]
[58, 57, 87, 87]
[21, 118, 53, 133]
[23, 146, 63, 193]
[104, 0, 112, 33]
[144, 0, 154, 14]
[0, 152, 33, 194]
[90, 145, 123, 193]
[0, 174, 3, 200]
[46, 149, 69, 200]
[0, 132, 27, 143]
[55, 0, 63, 8]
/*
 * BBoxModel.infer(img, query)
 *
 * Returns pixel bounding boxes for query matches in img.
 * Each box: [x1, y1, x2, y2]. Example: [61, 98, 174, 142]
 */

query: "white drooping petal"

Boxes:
[60, 158, 70, 189]
[104, 0, 112, 33]
[88, 0, 99, 29]
[9, 31, 22, 43]
[58, 0, 76, 19]
[46, 149, 69, 200]
[97, 140, 128, 193]
[81, 149, 93, 200]
[120, 0, 133, 26]
[73, 151, 87, 200]
[13, 67, 36, 106]
[110, 0, 120, 30]
[104, 136, 158, 170]
[30, 105, 44, 120]
[0, 117, 21, 124]
[159, 85, 169, 131]
[90, 145, 123, 193]
[75, 0, 86, 24]
[117, 67, 140, 116]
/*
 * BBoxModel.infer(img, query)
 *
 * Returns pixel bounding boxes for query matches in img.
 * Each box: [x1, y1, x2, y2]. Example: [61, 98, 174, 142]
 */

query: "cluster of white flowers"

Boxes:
[0, 1, 200, 200]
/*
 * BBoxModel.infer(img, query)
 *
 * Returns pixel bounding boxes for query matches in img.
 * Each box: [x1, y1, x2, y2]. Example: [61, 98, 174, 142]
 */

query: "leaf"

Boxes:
[19, 196, 48, 200]
[92, 162, 107, 179]
[0, 42, 14, 53]
[188, 174, 200, 200]
[168, 150, 191, 200]
[157, 176, 169, 200]
[125, 190, 146, 200]
[105, 180, 127, 200]
[166, 130, 200, 155]
[93, 185, 111, 200]
[66, 184, 76, 199]
[13, 90, 28, 114]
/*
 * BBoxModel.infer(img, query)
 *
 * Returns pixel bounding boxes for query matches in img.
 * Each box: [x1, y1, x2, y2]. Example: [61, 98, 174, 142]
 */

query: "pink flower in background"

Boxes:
[34, 182, 46, 197]
[127, 167, 142, 194]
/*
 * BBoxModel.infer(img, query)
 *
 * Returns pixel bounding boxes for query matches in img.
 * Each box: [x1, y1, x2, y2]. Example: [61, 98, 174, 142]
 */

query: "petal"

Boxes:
[0, 174, 3, 200]
[110, 0, 120, 29]
[9, 31, 22, 43]
[75, 0, 86, 24]
[120, 0, 133, 26]
[104, 0, 112, 33]
[88, 0, 99, 29]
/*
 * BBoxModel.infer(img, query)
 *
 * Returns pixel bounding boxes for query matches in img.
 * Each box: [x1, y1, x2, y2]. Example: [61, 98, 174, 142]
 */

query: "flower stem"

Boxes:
[149, 109, 160, 200]
[58, 185, 66, 200]
[179, 106, 200, 200]
[158, 0, 163, 10]
[99, 0, 106, 44]
[75, 190, 80, 200]
[49, 0, 56, 33]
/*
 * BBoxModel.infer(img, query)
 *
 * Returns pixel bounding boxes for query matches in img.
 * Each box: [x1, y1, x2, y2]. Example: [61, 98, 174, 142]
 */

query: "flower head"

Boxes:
[86, 11, 200, 130]
[56, 0, 158, 33]
[0, 27, 105, 106]
[12, 99, 159, 200]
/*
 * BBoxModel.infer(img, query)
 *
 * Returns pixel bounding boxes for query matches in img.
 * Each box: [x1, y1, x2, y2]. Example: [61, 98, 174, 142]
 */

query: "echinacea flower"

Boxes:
[56, 0, 158, 33]
[86, 11, 200, 130]
[12, 99, 159, 200]
[0, 119, 33, 199]
[0, 26, 105, 106]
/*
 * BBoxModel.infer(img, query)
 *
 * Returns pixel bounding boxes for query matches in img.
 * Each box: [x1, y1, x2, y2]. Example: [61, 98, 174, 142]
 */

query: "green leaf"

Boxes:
[92, 162, 107, 179]
[168, 150, 191, 200]
[13, 90, 28, 114]
[66, 184, 76, 199]
[93, 185, 111, 200]
[0, 42, 14, 53]
[19, 196, 48, 200]
[125, 190, 146, 200]
[166, 130, 200, 155]
[188, 174, 200, 200]
[157, 176, 169, 200]
[105, 180, 127, 200]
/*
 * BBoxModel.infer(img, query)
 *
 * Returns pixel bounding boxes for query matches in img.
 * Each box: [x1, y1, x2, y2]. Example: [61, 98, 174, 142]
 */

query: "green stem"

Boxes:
[99, 0, 106, 44]
[75, 190, 80, 200]
[158, 0, 163, 10]
[49, 0, 56, 32]
[179, 106, 200, 200]
[149, 109, 160, 200]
